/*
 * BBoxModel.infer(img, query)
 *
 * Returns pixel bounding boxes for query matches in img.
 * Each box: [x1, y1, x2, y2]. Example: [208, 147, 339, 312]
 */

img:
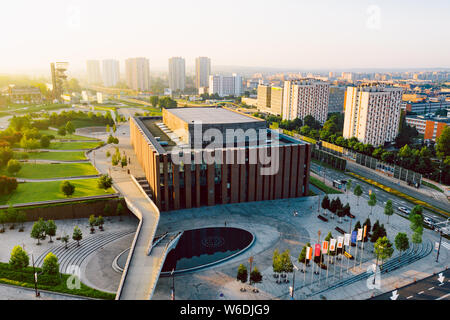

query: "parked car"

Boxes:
[398, 207, 411, 215]
[423, 217, 435, 228]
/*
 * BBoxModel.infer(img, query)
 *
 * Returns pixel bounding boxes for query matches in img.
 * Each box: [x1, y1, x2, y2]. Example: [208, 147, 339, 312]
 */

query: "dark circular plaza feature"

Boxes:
[160, 227, 254, 275]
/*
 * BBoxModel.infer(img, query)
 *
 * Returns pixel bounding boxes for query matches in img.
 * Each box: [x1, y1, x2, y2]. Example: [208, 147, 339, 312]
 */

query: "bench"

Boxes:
[318, 215, 329, 222]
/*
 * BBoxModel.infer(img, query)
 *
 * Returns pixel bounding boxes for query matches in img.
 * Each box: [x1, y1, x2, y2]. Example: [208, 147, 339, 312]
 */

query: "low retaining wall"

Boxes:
[13, 198, 132, 222]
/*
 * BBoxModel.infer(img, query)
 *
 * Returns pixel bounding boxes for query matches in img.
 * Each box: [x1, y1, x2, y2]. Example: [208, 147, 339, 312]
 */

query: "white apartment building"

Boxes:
[208, 74, 243, 97]
[86, 60, 102, 85]
[168, 57, 186, 91]
[343, 85, 403, 147]
[195, 57, 211, 89]
[125, 57, 150, 91]
[282, 79, 330, 124]
[102, 59, 120, 87]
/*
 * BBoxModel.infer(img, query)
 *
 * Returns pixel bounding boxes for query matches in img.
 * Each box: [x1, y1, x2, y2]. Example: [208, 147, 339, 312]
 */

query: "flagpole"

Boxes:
[360, 239, 364, 270]
[353, 239, 359, 270]
[310, 248, 315, 287]
[326, 253, 329, 284]
[339, 250, 343, 279]
[318, 252, 322, 287]
[347, 221, 352, 274]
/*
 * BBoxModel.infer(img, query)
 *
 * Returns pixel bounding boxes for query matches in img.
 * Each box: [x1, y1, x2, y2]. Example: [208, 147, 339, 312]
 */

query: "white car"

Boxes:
[398, 207, 411, 215]
[423, 217, 435, 228]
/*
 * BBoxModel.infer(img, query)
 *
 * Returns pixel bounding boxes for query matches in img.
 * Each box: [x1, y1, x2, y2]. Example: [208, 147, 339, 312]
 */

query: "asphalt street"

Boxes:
[310, 162, 448, 230]
[370, 269, 450, 300]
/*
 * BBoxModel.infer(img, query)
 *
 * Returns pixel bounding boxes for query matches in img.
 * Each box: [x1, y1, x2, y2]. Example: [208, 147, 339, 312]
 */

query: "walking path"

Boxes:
[17, 174, 100, 183]
[87, 121, 164, 300]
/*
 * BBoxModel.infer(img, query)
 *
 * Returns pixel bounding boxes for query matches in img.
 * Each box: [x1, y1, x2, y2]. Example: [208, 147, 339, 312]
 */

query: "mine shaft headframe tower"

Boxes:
[50, 62, 69, 101]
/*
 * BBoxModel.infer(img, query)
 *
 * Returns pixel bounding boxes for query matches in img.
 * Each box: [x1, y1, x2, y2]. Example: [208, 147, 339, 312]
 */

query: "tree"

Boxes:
[61, 234, 70, 249]
[6, 159, 21, 176]
[57, 125, 66, 136]
[72, 226, 83, 246]
[96, 216, 105, 231]
[120, 155, 128, 168]
[250, 267, 263, 284]
[321, 195, 330, 214]
[40, 135, 51, 148]
[237, 264, 248, 283]
[373, 236, 394, 281]
[384, 200, 394, 224]
[272, 249, 283, 275]
[7, 204, 17, 229]
[116, 203, 125, 221]
[45, 220, 57, 243]
[98, 174, 113, 190]
[42, 252, 59, 275]
[354, 185, 363, 205]
[89, 214, 97, 233]
[0, 211, 7, 232]
[395, 233, 409, 262]
[280, 250, 293, 273]
[30, 218, 46, 245]
[409, 206, 423, 232]
[9, 245, 29, 269]
[61, 180, 75, 197]
[150, 96, 159, 107]
[368, 192, 377, 215]
[65, 121, 75, 135]
[354, 221, 361, 232]
[298, 242, 311, 266]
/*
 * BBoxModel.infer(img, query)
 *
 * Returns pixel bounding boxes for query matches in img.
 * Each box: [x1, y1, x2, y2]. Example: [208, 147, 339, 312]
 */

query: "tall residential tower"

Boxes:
[343, 85, 403, 147]
[102, 59, 120, 87]
[168, 57, 186, 92]
[125, 57, 150, 91]
[195, 57, 211, 90]
[86, 60, 102, 85]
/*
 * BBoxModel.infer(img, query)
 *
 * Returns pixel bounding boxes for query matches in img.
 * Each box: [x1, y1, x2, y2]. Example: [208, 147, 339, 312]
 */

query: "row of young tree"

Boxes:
[9, 246, 60, 277]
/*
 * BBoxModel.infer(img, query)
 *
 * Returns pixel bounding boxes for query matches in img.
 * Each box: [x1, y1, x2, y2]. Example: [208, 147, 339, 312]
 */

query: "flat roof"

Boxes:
[165, 107, 264, 124]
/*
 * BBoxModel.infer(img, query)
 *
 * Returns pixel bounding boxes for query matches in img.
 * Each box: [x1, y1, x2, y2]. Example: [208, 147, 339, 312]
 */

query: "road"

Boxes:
[310, 161, 449, 230]
[370, 269, 450, 300]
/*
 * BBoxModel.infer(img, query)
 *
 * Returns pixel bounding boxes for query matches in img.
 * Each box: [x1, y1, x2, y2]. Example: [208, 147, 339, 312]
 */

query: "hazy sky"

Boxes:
[1, 0, 449, 74]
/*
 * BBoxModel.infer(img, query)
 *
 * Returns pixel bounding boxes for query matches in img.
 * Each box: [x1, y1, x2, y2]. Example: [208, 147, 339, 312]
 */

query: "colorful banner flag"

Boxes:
[315, 244, 321, 257]
[337, 236, 344, 248]
[363, 225, 367, 238]
[330, 238, 336, 251]
[322, 241, 329, 254]
[351, 231, 357, 243]
[306, 247, 312, 260]
[357, 228, 363, 241]
[344, 233, 351, 246]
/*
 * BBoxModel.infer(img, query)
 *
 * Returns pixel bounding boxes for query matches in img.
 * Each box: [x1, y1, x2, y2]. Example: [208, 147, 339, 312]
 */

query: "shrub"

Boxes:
[237, 264, 248, 283]
[9, 246, 29, 269]
[40, 135, 51, 148]
[98, 174, 113, 190]
[42, 252, 59, 275]
[61, 180, 75, 197]
[0, 176, 18, 195]
[6, 159, 21, 176]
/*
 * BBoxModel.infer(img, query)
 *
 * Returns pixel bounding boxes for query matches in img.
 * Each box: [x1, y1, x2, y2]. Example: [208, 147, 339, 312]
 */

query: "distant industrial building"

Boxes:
[130, 107, 312, 211]
[86, 60, 102, 85]
[405, 114, 449, 141]
[168, 57, 186, 92]
[282, 79, 329, 124]
[209, 74, 243, 97]
[195, 57, 211, 90]
[125, 57, 150, 91]
[402, 101, 450, 115]
[102, 59, 120, 87]
[343, 85, 403, 147]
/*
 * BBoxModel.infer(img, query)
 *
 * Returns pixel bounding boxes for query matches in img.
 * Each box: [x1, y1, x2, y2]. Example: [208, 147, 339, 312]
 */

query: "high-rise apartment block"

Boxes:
[209, 74, 243, 97]
[257, 85, 283, 116]
[343, 85, 403, 147]
[125, 57, 150, 91]
[328, 86, 346, 113]
[102, 59, 120, 87]
[168, 57, 186, 92]
[195, 57, 211, 89]
[282, 79, 329, 124]
[86, 60, 102, 85]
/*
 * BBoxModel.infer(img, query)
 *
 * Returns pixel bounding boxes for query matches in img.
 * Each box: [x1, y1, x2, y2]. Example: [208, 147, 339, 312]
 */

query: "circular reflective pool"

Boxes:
[160, 227, 254, 275]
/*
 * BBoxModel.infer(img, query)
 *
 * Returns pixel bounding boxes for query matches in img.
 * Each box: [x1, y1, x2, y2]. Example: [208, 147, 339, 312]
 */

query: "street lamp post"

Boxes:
[436, 231, 443, 263]
[291, 264, 298, 300]
[31, 253, 39, 297]
[171, 269, 175, 300]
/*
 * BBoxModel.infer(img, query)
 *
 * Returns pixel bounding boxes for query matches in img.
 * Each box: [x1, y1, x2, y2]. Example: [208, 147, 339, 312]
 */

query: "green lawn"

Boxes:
[16, 151, 87, 161]
[4, 163, 97, 180]
[71, 119, 108, 129]
[422, 181, 444, 193]
[0, 178, 114, 205]
[310, 176, 343, 194]
[0, 263, 115, 299]
[47, 141, 103, 150]
[40, 129, 99, 141]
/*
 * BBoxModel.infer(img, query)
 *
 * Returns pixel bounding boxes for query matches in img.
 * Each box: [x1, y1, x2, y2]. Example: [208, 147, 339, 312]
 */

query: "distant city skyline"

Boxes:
[1, 0, 449, 75]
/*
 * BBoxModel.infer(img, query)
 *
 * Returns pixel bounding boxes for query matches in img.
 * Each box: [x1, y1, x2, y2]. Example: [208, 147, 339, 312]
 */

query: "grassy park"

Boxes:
[47, 141, 103, 150]
[16, 151, 87, 161]
[310, 176, 343, 194]
[0, 178, 114, 204]
[39, 129, 99, 141]
[3, 162, 98, 180]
